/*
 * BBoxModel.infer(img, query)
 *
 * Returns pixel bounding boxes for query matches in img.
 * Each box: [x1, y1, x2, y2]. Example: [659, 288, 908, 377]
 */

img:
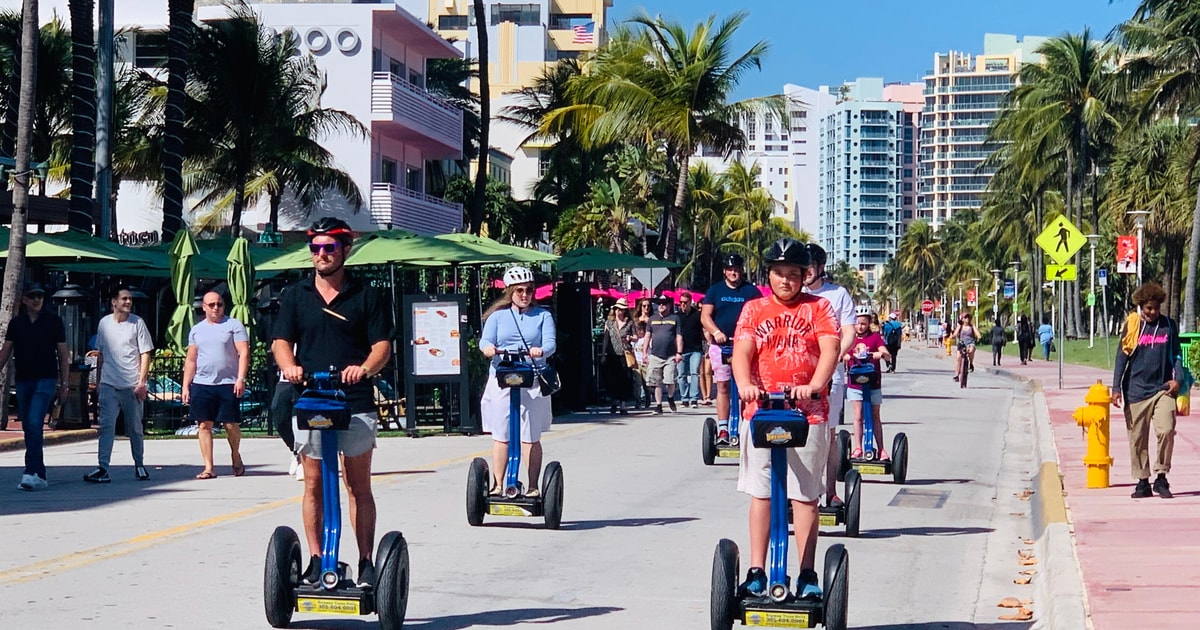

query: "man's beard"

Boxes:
[316, 260, 344, 277]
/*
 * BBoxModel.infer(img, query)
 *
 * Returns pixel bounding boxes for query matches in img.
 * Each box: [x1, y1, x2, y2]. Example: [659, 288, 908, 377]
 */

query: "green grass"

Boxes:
[998, 336, 1117, 371]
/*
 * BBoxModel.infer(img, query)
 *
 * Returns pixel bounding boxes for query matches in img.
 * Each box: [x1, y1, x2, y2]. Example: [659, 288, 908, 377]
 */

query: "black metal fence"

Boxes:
[143, 348, 273, 434]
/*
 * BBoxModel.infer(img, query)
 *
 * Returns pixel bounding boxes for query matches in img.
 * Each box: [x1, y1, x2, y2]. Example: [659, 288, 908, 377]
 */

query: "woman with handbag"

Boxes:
[479, 267, 557, 497]
[601, 299, 636, 415]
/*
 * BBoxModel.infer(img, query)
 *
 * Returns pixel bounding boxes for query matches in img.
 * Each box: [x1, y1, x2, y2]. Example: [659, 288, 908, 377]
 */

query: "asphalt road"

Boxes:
[0, 347, 1041, 629]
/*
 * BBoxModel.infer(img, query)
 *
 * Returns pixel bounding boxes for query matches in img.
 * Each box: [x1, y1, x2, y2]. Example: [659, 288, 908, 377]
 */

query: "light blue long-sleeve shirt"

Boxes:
[480, 306, 556, 370]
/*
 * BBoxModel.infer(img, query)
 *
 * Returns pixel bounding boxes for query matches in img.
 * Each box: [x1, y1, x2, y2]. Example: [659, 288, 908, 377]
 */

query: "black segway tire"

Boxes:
[376, 531, 410, 630]
[836, 430, 851, 482]
[702, 418, 717, 466]
[711, 539, 739, 630]
[467, 457, 489, 526]
[844, 469, 861, 538]
[543, 461, 564, 529]
[264, 526, 301, 628]
[823, 544, 849, 630]
[892, 433, 909, 484]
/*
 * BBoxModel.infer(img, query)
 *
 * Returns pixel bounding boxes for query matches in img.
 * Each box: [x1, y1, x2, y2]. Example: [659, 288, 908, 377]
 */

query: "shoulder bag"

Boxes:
[510, 309, 561, 396]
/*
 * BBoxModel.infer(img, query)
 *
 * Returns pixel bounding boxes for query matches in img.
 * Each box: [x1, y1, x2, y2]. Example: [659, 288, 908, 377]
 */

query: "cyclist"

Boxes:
[732, 238, 841, 600]
[951, 312, 979, 381]
[801, 243, 856, 508]
[701, 253, 763, 441]
[845, 306, 891, 460]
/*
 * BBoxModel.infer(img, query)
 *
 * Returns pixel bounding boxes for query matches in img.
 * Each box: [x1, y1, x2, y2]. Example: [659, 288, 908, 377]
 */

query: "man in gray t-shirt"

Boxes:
[641, 296, 682, 413]
[183, 291, 250, 479]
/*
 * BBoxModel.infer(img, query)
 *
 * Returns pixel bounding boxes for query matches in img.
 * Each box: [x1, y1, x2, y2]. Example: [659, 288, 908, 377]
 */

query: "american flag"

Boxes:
[572, 21, 595, 45]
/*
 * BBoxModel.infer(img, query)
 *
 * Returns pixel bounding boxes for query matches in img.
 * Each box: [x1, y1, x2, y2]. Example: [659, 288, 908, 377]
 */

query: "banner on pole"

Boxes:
[1116, 235, 1137, 274]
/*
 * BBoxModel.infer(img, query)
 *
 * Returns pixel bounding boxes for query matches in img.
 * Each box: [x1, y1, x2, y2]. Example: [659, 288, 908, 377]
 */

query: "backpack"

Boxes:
[884, 322, 902, 346]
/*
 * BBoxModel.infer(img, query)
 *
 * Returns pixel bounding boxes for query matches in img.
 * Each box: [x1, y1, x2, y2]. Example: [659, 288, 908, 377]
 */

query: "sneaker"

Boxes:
[1154, 474, 1173, 499]
[357, 558, 376, 588]
[655, 404, 663, 415]
[796, 569, 822, 600]
[17, 474, 36, 491]
[302, 555, 321, 585]
[525, 487, 540, 498]
[1131, 478, 1152, 498]
[668, 399, 677, 412]
[717, 430, 730, 443]
[952, 375, 959, 381]
[739, 567, 767, 597]
[827, 495, 844, 509]
[135, 466, 150, 481]
[83, 468, 111, 484]
[702, 400, 714, 406]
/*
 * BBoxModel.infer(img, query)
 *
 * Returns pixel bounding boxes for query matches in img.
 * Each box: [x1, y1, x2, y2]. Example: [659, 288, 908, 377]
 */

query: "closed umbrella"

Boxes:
[226, 237, 256, 342]
[166, 230, 199, 353]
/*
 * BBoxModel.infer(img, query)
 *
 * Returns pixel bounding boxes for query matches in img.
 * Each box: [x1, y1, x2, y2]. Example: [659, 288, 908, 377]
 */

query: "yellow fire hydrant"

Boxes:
[1072, 380, 1114, 488]
[945, 333, 953, 356]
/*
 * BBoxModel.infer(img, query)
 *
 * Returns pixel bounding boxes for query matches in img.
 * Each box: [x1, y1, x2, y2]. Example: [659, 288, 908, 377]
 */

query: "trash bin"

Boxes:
[55, 363, 93, 430]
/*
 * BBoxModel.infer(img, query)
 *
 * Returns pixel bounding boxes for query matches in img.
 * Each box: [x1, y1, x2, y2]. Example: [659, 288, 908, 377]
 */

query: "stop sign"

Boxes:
[921, 299, 934, 314]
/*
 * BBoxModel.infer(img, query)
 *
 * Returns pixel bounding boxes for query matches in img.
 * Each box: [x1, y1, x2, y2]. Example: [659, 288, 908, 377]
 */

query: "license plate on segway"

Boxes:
[851, 460, 891, 476]
[742, 599, 820, 627]
[818, 506, 844, 527]
[487, 495, 542, 518]
[294, 585, 373, 616]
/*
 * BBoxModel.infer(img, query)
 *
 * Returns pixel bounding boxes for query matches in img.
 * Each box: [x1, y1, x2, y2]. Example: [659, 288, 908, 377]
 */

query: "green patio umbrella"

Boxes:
[434, 233, 558, 265]
[555, 247, 680, 275]
[166, 230, 199, 352]
[256, 229, 514, 271]
[226, 237, 256, 342]
[0, 227, 134, 261]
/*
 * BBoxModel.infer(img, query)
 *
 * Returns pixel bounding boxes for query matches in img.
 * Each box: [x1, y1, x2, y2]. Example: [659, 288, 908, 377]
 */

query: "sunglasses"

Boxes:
[513, 287, 533, 295]
[309, 242, 343, 255]
[205, 302, 224, 308]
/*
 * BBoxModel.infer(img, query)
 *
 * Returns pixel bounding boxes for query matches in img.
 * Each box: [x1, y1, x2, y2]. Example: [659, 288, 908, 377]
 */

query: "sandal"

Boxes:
[489, 482, 502, 496]
[878, 449, 891, 462]
[232, 457, 245, 477]
[195, 470, 217, 480]
[851, 448, 864, 459]
[525, 487, 540, 498]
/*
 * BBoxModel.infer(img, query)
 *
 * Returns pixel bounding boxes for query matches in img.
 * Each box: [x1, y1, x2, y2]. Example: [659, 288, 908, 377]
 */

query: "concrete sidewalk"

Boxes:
[985, 350, 1200, 629]
[0, 420, 96, 453]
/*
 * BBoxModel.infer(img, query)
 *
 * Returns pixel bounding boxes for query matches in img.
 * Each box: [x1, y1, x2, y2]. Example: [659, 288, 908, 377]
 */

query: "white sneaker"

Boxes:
[28, 475, 47, 489]
[17, 474, 45, 491]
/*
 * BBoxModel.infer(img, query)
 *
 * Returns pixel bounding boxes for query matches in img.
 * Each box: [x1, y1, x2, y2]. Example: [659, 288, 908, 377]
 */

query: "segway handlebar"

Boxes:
[756, 390, 823, 409]
[495, 349, 531, 362]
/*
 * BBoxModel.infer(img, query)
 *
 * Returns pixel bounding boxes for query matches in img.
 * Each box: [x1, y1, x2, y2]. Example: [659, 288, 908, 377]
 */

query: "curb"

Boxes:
[0, 429, 97, 453]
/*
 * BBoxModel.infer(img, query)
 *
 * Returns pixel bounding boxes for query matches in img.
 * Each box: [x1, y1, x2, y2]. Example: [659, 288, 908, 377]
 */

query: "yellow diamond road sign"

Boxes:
[1036, 217, 1088, 265]
[1046, 264, 1078, 282]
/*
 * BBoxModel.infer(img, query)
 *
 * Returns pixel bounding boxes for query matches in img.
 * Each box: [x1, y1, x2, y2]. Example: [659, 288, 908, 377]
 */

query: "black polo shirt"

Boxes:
[5, 311, 66, 381]
[273, 272, 393, 413]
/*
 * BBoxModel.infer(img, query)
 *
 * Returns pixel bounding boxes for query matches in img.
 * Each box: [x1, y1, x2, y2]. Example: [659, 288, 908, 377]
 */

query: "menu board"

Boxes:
[411, 301, 462, 376]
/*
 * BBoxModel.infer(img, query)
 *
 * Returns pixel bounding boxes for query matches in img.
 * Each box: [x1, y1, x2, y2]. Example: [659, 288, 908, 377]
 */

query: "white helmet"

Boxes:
[503, 266, 534, 287]
[854, 305, 873, 317]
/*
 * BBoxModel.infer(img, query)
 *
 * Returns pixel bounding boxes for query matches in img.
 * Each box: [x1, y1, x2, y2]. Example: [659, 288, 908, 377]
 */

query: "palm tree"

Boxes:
[66, 0, 94, 234]
[829, 260, 869, 302]
[682, 161, 725, 287]
[159, 0, 194, 241]
[425, 56, 479, 195]
[894, 220, 943, 310]
[1, 0, 39, 336]
[469, 0, 489, 235]
[720, 160, 805, 281]
[0, 11, 71, 196]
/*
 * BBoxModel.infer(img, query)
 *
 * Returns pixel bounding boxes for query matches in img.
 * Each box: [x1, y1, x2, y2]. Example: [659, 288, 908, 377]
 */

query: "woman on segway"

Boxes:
[479, 267, 557, 497]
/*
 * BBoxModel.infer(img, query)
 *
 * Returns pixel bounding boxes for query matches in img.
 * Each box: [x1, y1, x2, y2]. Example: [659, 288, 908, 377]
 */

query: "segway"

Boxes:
[264, 370, 409, 629]
[711, 393, 849, 630]
[702, 344, 741, 465]
[836, 362, 909, 484]
[816, 468, 862, 537]
[466, 350, 564, 529]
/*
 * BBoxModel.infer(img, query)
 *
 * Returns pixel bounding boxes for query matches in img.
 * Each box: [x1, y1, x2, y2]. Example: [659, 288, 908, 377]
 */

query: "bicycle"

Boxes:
[956, 343, 972, 388]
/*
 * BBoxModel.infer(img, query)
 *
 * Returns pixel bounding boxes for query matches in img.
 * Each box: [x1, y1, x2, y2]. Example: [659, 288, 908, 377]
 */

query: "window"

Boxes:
[409, 70, 424, 89]
[549, 13, 592, 30]
[134, 31, 168, 69]
[381, 158, 398, 185]
[405, 165, 423, 192]
[903, 196, 912, 205]
[903, 169, 913, 178]
[546, 50, 580, 61]
[491, 4, 540, 26]
[438, 15, 470, 30]
[539, 151, 551, 177]
[390, 59, 407, 80]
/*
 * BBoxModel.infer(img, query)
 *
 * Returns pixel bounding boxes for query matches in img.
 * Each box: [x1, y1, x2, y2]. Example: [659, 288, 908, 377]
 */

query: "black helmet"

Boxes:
[763, 238, 812, 268]
[306, 217, 354, 245]
[805, 242, 827, 266]
[720, 253, 744, 269]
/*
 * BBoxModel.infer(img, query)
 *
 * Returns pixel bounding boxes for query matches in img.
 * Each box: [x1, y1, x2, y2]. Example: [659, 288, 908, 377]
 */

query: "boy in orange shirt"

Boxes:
[732, 238, 841, 600]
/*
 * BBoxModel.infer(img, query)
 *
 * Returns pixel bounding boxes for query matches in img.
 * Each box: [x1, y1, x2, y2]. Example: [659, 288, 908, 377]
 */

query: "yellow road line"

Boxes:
[0, 423, 601, 585]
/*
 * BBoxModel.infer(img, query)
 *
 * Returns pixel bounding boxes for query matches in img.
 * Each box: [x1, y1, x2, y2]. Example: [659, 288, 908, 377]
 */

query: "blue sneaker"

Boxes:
[797, 569, 821, 600]
[738, 567, 767, 597]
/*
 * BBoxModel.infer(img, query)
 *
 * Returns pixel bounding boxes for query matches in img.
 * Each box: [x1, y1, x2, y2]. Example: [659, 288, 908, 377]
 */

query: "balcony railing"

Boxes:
[370, 72, 462, 155]
[370, 183, 463, 235]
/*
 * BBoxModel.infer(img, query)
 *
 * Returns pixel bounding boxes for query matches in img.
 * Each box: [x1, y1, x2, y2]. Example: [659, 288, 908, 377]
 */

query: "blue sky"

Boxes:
[612, 0, 1138, 99]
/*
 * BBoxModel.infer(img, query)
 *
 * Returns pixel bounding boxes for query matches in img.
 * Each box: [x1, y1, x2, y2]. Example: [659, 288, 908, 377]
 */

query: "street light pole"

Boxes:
[1128, 210, 1150, 285]
[1010, 261, 1020, 341]
[1086, 233, 1099, 348]
[991, 268, 1002, 323]
[972, 277, 980, 322]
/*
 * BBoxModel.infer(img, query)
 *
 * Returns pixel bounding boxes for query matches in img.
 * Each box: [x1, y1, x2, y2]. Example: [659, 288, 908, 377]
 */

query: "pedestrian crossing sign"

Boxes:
[1046, 264, 1078, 282]
[1036, 217, 1087, 265]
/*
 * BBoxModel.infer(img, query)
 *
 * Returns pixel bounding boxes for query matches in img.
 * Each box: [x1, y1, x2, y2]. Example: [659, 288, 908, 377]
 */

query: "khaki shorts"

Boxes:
[646, 355, 677, 386]
[737, 417, 830, 502]
[294, 412, 378, 459]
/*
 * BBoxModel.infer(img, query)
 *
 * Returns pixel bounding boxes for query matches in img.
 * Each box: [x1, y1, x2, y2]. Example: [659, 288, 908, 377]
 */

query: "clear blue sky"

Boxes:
[612, 0, 1138, 99]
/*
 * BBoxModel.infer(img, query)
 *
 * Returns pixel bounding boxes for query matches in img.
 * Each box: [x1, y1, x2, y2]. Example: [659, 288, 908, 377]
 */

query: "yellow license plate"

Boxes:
[818, 513, 837, 526]
[489, 504, 531, 517]
[855, 463, 887, 475]
[296, 597, 361, 615]
[744, 610, 810, 627]
[718, 448, 740, 459]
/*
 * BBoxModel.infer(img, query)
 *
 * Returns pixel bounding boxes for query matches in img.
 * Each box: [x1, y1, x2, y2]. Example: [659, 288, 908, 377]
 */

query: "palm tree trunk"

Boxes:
[468, 0, 489, 236]
[1183, 182, 1200, 332]
[269, 192, 281, 234]
[230, 173, 245, 238]
[664, 151, 690, 261]
[67, 0, 95, 234]
[1034, 193, 1043, 325]
[1, 55, 17, 159]
[160, 0, 194, 242]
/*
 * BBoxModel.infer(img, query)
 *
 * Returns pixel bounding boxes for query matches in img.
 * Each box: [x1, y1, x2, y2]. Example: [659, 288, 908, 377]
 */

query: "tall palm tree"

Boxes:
[469, 0, 488, 235]
[0, 11, 71, 195]
[160, 0, 194, 241]
[425, 56, 479, 195]
[1, 0, 39, 336]
[894, 220, 943, 309]
[683, 161, 725, 287]
[66, 0, 94, 234]
[720, 160, 804, 281]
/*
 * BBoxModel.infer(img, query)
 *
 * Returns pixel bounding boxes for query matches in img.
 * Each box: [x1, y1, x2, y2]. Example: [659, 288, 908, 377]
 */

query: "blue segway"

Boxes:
[837, 362, 909, 484]
[466, 350, 564, 529]
[264, 370, 409, 629]
[702, 344, 742, 465]
[711, 393, 849, 630]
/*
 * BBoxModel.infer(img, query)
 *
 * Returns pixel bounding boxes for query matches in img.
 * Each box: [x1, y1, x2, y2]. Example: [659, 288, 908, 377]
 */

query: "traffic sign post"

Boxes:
[921, 299, 934, 314]
[1098, 268, 1108, 287]
[1046, 264, 1078, 282]
[1037, 217, 1088, 265]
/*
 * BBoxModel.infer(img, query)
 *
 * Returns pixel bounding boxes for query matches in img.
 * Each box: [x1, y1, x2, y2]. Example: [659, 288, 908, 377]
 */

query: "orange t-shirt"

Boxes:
[734, 293, 840, 424]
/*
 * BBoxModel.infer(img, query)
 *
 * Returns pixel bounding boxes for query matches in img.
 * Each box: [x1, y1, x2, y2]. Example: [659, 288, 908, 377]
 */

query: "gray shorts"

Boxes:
[846, 387, 882, 405]
[647, 355, 677, 386]
[737, 417, 830, 502]
[293, 412, 378, 459]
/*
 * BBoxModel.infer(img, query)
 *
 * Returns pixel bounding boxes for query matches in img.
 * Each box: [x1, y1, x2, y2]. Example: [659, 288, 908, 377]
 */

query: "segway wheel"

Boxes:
[822, 544, 849, 630]
[892, 433, 909, 484]
[844, 469, 861, 538]
[376, 531, 410, 630]
[467, 457, 489, 526]
[543, 461, 564, 530]
[702, 418, 717, 466]
[836, 430, 851, 482]
[264, 526, 301, 628]
[710, 539, 739, 630]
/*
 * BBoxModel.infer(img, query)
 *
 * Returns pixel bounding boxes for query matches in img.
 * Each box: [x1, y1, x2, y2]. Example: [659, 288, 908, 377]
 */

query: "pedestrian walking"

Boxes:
[601, 299, 635, 415]
[182, 291, 250, 479]
[1016, 314, 1035, 365]
[675, 292, 704, 407]
[1038, 318, 1055, 361]
[881, 312, 903, 372]
[85, 287, 155, 483]
[0, 283, 70, 490]
[989, 318, 1007, 366]
[1112, 282, 1182, 499]
[642, 295, 682, 414]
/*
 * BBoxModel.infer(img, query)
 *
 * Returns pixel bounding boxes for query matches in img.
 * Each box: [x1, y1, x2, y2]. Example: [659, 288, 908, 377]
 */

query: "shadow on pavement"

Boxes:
[897, 478, 973, 486]
[855, 526, 993, 539]
[886, 395, 962, 401]
[391, 606, 624, 629]
[559, 516, 699, 531]
[853, 622, 1031, 630]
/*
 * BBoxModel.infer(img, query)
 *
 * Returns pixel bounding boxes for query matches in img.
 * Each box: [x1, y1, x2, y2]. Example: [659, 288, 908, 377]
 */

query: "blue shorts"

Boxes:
[189, 383, 240, 424]
[846, 387, 882, 405]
